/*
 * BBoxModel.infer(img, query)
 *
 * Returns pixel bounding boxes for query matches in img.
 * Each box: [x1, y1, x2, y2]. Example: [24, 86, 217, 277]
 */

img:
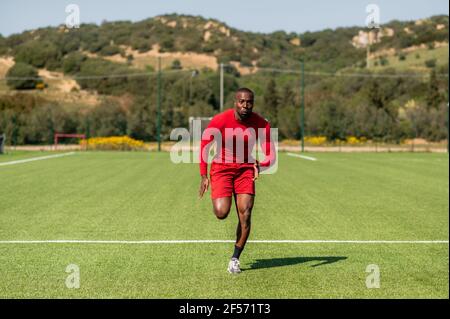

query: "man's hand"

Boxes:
[199, 175, 209, 198]
[253, 161, 260, 181]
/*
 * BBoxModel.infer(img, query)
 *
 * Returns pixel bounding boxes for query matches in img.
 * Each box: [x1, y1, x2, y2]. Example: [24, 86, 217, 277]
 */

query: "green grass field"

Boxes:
[0, 151, 448, 298]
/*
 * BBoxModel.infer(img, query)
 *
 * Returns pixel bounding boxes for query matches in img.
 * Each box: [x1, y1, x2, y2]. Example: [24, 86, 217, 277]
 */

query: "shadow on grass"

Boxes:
[242, 256, 347, 271]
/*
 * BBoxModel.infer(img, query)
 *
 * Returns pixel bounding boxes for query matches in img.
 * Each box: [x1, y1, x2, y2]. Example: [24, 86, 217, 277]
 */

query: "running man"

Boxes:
[198, 87, 276, 274]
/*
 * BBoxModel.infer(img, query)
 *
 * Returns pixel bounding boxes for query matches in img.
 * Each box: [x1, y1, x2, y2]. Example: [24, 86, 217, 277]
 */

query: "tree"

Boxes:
[365, 78, 398, 121]
[160, 36, 174, 51]
[170, 59, 182, 70]
[6, 62, 42, 90]
[379, 56, 389, 66]
[318, 101, 347, 140]
[0, 34, 8, 55]
[14, 41, 60, 69]
[63, 52, 86, 74]
[425, 59, 437, 68]
[262, 79, 279, 127]
[279, 84, 296, 109]
[426, 70, 443, 109]
[277, 85, 299, 139]
[127, 97, 156, 141]
[99, 45, 122, 56]
[88, 101, 127, 137]
[126, 54, 134, 66]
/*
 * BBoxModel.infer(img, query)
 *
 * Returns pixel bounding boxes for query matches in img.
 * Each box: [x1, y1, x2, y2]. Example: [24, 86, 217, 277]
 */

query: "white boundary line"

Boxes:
[0, 240, 447, 244]
[287, 153, 317, 161]
[0, 152, 75, 167]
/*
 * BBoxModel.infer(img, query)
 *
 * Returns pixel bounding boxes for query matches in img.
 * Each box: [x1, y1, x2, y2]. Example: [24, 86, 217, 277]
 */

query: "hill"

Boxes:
[0, 13, 447, 74]
[0, 14, 448, 145]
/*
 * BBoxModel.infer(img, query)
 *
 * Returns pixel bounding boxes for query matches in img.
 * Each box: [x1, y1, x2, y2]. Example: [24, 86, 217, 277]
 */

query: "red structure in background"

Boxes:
[54, 133, 86, 150]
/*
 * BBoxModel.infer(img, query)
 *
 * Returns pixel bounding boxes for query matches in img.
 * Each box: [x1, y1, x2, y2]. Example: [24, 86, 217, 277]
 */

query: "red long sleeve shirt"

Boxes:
[199, 109, 276, 176]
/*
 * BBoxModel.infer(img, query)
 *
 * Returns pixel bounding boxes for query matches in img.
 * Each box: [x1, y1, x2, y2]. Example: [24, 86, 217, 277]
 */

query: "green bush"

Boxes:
[0, 34, 8, 55]
[240, 57, 253, 67]
[126, 54, 134, 65]
[131, 37, 152, 52]
[6, 62, 42, 90]
[379, 57, 389, 66]
[425, 59, 437, 68]
[160, 37, 174, 51]
[170, 59, 182, 70]
[99, 45, 122, 56]
[61, 34, 81, 55]
[87, 38, 109, 53]
[63, 52, 87, 74]
[14, 41, 60, 69]
[76, 58, 151, 95]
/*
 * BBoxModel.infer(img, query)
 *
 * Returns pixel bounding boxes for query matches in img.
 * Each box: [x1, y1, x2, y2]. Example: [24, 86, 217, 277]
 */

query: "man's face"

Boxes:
[234, 92, 254, 120]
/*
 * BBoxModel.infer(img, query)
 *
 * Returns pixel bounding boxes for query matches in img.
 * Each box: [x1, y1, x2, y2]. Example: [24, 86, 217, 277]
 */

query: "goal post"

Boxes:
[188, 116, 213, 159]
[188, 116, 213, 138]
[54, 133, 86, 151]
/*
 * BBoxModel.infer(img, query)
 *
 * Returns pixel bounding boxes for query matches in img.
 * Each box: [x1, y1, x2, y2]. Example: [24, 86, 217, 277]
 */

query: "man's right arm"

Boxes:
[199, 116, 221, 176]
[198, 116, 221, 198]
[198, 174, 209, 198]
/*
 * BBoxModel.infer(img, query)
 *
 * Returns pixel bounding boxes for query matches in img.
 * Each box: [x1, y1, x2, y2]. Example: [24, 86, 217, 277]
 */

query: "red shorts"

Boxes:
[210, 163, 255, 199]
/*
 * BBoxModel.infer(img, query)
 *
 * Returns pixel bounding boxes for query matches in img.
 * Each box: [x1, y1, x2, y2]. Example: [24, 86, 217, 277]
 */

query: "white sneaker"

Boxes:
[227, 258, 241, 274]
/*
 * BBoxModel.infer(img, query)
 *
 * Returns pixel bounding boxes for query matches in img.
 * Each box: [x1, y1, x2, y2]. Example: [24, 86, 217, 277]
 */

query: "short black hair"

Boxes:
[235, 87, 254, 97]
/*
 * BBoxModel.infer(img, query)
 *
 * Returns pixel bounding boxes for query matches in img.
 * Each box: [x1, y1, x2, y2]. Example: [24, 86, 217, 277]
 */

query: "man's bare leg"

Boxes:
[234, 194, 242, 244]
[213, 195, 253, 273]
[227, 194, 254, 273]
[212, 195, 253, 247]
[212, 197, 232, 219]
[234, 194, 254, 251]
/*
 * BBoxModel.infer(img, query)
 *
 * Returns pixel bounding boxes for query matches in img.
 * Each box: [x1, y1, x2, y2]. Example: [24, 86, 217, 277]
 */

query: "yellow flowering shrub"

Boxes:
[35, 83, 45, 90]
[304, 136, 327, 145]
[81, 136, 145, 151]
[281, 139, 300, 146]
[345, 136, 367, 145]
[346, 136, 359, 145]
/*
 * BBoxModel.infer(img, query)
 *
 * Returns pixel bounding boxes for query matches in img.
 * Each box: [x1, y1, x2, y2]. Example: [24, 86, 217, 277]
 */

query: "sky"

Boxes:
[0, 0, 448, 36]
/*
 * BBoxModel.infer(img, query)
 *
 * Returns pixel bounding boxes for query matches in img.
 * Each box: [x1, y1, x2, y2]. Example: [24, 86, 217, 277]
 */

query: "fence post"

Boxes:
[157, 56, 162, 152]
[300, 59, 305, 153]
[0, 133, 5, 154]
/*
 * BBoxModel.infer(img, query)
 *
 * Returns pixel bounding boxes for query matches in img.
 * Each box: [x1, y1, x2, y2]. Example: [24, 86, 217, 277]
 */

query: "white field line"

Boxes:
[0, 152, 75, 167]
[286, 153, 317, 161]
[0, 240, 447, 244]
